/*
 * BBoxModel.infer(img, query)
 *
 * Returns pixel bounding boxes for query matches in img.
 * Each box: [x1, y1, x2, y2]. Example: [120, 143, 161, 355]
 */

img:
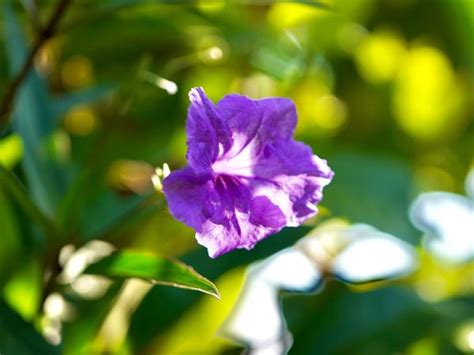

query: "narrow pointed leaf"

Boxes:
[84, 250, 220, 298]
[3, 5, 111, 218]
[0, 186, 22, 287]
[3, 4, 63, 216]
[0, 166, 57, 242]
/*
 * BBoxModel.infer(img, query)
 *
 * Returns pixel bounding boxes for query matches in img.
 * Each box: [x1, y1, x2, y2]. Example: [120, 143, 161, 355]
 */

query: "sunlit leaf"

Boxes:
[152, 267, 246, 354]
[84, 250, 220, 298]
[129, 227, 305, 351]
[83, 0, 329, 13]
[0, 134, 23, 169]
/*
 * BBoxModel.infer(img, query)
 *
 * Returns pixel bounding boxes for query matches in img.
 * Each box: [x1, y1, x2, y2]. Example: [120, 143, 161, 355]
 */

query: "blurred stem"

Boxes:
[0, 0, 74, 127]
[0, 166, 58, 243]
[38, 246, 63, 316]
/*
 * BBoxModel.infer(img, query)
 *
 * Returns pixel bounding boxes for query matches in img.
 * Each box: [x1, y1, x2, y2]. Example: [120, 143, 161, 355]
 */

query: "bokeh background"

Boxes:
[0, 0, 473, 354]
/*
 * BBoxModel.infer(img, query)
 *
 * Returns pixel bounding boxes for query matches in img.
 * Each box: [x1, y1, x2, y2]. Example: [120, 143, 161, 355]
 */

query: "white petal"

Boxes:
[223, 248, 321, 350]
[253, 248, 322, 292]
[249, 335, 293, 355]
[331, 226, 417, 283]
[410, 192, 474, 263]
[465, 168, 474, 200]
[224, 280, 284, 348]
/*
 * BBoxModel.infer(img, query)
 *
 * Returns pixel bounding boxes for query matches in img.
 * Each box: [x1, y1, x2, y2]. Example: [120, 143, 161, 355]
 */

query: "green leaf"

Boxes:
[323, 152, 417, 244]
[80, 192, 150, 240]
[52, 85, 113, 119]
[3, 4, 65, 217]
[84, 250, 220, 299]
[129, 228, 306, 351]
[65, 0, 329, 31]
[285, 285, 435, 355]
[0, 299, 60, 355]
[440, 0, 474, 72]
[2, 5, 110, 218]
[0, 185, 22, 287]
[0, 166, 57, 243]
[96, 0, 329, 8]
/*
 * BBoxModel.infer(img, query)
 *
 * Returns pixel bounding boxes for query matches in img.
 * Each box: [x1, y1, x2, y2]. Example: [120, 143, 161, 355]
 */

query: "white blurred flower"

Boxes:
[56, 240, 115, 300]
[222, 221, 417, 355]
[410, 169, 474, 263]
[59, 240, 115, 284]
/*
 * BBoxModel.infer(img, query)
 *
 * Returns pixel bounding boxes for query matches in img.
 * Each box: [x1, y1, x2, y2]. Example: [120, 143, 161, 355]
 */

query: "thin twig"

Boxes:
[0, 0, 74, 127]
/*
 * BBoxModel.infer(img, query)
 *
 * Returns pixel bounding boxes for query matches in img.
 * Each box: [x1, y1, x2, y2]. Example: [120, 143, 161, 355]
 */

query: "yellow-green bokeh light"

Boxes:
[267, 2, 328, 29]
[0, 134, 23, 169]
[61, 55, 94, 90]
[393, 45, 467, 142]
[355, 29, 406, 84]
[64, 105, 98, 136]
[294, 80, 347, 137]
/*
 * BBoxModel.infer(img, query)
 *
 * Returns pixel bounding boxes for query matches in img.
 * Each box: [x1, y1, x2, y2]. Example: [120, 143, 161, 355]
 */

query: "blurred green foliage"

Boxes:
[0, 0, 473, 354]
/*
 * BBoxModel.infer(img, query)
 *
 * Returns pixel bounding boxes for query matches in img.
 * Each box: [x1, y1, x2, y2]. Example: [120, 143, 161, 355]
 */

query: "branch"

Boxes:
[0, 0, 73, 127]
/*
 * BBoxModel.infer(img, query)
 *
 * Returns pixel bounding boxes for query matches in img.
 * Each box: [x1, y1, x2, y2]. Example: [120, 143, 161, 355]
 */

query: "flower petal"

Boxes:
[163, 170, 287, 258]
[253, 139, 332, 178]
[165, 89, 334, 258]
[186, 88, 232, 172]
[166, 138, 333, 258]
[249, 195, 287, 228]
[243, 140, 333, 226]
[162, 167, 213, 231]
[196, 208, 285, 258]
[195, 176, 287, 258]
[216, 94, 297, 157]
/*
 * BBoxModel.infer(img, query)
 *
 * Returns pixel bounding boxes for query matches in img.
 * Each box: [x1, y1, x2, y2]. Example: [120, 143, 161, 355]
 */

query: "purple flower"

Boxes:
[163, 88, 334, 258]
